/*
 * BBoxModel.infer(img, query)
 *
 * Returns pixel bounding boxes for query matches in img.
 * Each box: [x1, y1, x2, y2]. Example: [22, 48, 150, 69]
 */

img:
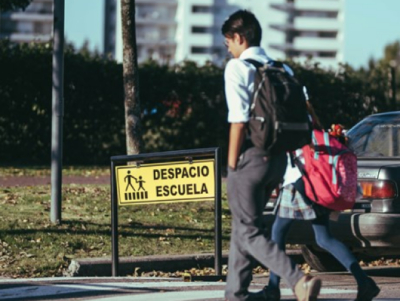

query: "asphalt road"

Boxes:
[1, 266, 399, 300]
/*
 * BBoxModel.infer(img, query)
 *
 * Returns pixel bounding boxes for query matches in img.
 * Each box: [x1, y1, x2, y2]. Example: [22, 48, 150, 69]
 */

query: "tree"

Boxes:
[120, 0, 143, 154]
[384, 41, 400, 110]
[0, 0, 32, 11]
[382, 41, 400, 66]
[367, 41, 400, 111]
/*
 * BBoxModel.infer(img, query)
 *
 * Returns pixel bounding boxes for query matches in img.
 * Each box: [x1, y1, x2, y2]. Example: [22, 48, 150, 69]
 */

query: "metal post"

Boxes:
[51, 0, 65, 224]
[103, 0, 117, 59]
[111, 161, 119, 276]
[214, 148, 222, 275]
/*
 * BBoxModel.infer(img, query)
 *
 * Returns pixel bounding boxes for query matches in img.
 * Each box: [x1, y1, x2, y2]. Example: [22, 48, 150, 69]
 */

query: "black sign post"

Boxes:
[110, 147, 222, 277]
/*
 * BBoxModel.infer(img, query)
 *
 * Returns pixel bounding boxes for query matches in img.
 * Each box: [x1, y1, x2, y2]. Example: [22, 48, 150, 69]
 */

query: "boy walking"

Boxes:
[222, 10, 322, 301]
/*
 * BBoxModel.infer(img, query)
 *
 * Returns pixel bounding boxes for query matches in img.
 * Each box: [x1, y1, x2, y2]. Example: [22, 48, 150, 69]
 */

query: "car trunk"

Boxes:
[357, 158, 400, 213]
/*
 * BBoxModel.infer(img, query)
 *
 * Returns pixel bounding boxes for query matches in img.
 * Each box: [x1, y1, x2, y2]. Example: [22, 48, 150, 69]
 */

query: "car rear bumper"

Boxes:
[263, 212, 400, 254]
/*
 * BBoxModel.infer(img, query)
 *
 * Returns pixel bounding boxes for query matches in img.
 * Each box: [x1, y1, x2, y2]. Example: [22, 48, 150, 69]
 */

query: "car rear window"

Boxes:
[347, 116, 400, 157]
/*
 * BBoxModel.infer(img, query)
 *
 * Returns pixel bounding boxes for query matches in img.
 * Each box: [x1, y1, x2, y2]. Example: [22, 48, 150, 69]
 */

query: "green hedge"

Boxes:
[289, 60, 389, 128]
[0, 41, 125, 165]
[140, 60, 228, 156]
[0, 41, 392, 165]
[0, 42, 228, 165]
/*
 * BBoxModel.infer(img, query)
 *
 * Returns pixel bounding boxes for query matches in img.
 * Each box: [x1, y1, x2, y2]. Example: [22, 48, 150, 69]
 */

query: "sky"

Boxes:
[64, 0, 400, 69]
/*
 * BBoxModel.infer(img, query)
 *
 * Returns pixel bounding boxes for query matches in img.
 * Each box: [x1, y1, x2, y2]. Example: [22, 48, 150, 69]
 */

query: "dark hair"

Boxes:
[221, 10, 262, 47]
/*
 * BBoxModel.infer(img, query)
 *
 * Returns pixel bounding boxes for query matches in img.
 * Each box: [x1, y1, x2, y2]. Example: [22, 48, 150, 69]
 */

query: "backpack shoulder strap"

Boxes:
[244, 59, 287, 74]
[244, 59, 293, 75]
[293, 147, 320, 203]
[244, 58, 264, 68]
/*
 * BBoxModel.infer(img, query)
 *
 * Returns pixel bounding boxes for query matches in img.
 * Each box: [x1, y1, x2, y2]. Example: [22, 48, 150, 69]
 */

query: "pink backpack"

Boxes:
[299, 129, 358, 211]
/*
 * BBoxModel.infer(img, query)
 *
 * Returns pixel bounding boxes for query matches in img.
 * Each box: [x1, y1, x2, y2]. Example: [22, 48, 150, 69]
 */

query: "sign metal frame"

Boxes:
[110, 148, 222, 277]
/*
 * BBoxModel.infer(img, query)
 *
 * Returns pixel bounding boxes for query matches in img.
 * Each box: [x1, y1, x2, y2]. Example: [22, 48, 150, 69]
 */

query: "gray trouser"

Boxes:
[225, 147, 303, 301]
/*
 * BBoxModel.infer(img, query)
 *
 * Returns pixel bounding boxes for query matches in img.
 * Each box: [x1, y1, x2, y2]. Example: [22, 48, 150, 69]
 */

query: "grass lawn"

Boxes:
[0, 167, 232, 278]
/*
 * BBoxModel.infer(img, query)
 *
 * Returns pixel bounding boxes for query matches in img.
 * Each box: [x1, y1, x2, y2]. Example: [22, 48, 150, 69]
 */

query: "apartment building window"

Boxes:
[318, 51, 336, 58]
[41, 3, 53, 14]
[191, 46, 222, 56]
[319, 31, 337, 38]
[297, 10, 338, 19]
[25, 2, 52, 14]
[160, 27, 173, 40]
[191, 46, 211, 54]
[137, 5, 172, 20]
[214, 47, 225, 57]
[191, 26, 212, 34]
[25, 3, 38, 13]
[159, 46, 173, 60]
[36, 3, 53, 14]
[296, 31, 318, 38]
[287, 50, 301, 57]
[192, 5, 212, 13]
[17, 21, 33, 33]
[33, 22, 52, 34]
[296, 30, 337, 38]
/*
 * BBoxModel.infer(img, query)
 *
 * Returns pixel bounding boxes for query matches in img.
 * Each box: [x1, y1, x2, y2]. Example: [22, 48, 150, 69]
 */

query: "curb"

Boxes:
[66, 250, 304, 277]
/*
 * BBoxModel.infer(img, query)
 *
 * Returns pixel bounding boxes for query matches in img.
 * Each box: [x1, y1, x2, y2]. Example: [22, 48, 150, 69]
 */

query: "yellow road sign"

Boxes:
[115, 159, 215, 205]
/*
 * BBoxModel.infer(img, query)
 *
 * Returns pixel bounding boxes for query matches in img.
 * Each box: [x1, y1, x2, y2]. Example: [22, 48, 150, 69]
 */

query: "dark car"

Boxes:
[263, 111, 400, 272]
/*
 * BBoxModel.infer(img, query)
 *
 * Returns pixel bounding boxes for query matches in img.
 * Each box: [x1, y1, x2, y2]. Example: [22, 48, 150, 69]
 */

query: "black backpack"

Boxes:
[245, 59, 311, 155]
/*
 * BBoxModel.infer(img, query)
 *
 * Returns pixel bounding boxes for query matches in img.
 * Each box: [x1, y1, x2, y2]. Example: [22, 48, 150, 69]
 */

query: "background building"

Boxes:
[135, 0, 178, 64]
[0, 0, 344, 69]
[116, 0, 345, 69]
[0, 0, 53, 43]
[265, 0, 345, 68]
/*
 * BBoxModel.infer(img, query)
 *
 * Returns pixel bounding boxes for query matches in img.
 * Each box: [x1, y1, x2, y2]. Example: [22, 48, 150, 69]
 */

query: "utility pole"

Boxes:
[51, 0, 65, 224]
[104, 0, 117, 59]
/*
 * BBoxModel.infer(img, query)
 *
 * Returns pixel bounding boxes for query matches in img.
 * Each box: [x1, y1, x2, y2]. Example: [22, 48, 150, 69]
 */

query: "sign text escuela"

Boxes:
[115, 159, 215, 205]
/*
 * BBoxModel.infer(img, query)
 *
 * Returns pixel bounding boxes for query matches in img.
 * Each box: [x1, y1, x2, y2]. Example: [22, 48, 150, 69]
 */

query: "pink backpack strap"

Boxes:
[312, 130, 338, 185]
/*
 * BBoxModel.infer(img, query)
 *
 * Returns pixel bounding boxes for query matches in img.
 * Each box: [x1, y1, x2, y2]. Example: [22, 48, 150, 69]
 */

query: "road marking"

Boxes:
[97, 288, 359, 301]
[0, 281, 227, 300]
[0, 276, 176, 283]
[0, 281, 357, 301]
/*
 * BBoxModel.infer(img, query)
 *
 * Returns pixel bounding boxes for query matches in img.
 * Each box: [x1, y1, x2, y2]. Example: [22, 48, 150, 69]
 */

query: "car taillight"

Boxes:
[359, 180, 397, 199]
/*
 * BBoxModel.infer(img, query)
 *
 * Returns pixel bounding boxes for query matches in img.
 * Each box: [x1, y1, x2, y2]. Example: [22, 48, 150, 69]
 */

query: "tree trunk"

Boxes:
[121, 0, 143, 154]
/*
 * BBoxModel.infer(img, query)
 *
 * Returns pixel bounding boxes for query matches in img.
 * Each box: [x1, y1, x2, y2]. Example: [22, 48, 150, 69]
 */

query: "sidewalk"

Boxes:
[66, 250, 303, 277]
[0, 251, 303, 301]
[0, 276, 265, 301]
